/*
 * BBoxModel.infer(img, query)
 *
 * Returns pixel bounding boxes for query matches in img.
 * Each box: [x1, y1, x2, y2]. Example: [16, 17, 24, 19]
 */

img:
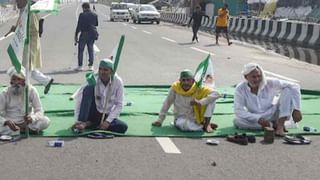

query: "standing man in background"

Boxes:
[188, 5, 209, 43]
[75, 2, 98, 71]
[215, 4, 232, 46]
[7, 0, 54, 94]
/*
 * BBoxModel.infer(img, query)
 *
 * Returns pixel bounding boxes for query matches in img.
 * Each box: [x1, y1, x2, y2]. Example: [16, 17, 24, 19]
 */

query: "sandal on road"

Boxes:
[284, 135, 311, 145]
[226, 133, 249, 145]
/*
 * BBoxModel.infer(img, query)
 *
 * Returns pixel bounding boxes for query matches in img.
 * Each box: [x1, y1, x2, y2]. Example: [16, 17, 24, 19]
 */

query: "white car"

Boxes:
[110, 2, 130, 22]
[132, 4, 160, 24]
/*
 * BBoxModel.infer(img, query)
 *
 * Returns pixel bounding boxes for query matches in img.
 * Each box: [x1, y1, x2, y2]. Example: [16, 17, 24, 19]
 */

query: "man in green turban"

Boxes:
[72, 59, 128, 134]
[152, 69, 220, 133]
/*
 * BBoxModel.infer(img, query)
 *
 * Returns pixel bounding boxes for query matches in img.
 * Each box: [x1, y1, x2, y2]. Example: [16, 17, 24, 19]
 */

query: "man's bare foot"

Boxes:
[292, 109, 302, 122]
[275, 124, 285, 137]
[152, 120, 162, 127]
[205, 124, 214, 133]
[210, 123, 218, 129]
[74, 122, 90, 130]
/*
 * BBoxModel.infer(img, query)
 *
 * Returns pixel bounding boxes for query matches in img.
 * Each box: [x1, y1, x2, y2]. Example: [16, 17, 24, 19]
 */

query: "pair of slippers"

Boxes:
[72, 127, 115, 139]
[87, 132, 114, 139]
[226, 133, 256, 145]
[284, 135, 311, 145]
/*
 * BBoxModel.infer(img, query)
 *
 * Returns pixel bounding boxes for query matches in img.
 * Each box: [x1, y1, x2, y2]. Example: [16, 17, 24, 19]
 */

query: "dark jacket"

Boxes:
[75, 10, 98, 39]
[188, 11, 209, 27]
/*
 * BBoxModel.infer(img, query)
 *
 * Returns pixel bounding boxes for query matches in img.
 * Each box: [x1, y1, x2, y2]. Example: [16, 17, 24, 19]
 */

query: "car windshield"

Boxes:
[140, 6, 156, 11]
[112, 4, 128, 9]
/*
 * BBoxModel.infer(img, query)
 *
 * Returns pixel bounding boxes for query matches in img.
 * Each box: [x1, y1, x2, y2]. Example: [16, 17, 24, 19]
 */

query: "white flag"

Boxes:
[7, 7, 29, 73]
[31, 0, 60, 13]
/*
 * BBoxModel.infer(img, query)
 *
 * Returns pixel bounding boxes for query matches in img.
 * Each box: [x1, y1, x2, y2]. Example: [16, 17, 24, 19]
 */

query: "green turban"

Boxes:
[180, 69, 193, 78]
[99, 58, 114, 70]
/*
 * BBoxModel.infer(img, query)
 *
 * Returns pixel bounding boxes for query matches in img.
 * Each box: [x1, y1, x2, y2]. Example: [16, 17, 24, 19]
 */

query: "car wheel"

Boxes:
[138, 19, 141, 24]
[157, 21, 160, 25]
[110, 18, 114, 22]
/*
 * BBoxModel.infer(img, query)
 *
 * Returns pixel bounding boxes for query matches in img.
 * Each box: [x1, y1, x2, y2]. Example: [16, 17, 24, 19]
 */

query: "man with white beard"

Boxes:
[233, 63, 302, 136]
[0, 67, 50, 136]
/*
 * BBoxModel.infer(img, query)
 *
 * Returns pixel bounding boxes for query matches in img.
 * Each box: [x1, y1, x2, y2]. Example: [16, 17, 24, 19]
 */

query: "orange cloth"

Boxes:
[216, 8, 229, 27]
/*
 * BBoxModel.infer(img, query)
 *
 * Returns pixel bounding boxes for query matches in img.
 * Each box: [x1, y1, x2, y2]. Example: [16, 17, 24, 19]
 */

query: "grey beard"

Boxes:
[9, 85, 24, 96]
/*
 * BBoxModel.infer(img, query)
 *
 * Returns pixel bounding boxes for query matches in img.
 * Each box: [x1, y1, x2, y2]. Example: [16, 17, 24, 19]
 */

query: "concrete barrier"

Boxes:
[160, 12, 320, 47]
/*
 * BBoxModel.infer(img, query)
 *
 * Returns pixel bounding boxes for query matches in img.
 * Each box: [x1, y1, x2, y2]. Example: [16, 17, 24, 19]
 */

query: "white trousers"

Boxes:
[31, 69, 51, 86]
[175, 102, 215, 131]
[0, 116, 50, 136]
[234, 88, 300, 130]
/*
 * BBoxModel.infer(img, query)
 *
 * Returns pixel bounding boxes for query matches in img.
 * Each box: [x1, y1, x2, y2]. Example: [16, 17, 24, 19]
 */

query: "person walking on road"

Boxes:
[188, 6, 209, 43]
[74, 2, 98, 71]
[7, 0, 54, 94]
[215, 4, 232, 45]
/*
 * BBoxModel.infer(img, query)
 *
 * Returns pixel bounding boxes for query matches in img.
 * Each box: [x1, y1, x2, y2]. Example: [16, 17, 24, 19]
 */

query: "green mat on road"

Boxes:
[3, 85, 320, 137]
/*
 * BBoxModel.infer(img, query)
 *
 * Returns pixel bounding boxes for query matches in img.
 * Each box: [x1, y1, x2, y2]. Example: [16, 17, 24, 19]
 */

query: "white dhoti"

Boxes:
[234, 88, 300, 130]
[175, 102, 215, 131]
[0, 116, 50, 136]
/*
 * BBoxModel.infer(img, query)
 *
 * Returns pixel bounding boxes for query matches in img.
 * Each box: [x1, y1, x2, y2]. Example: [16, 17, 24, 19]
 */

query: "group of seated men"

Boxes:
[0, 59, 302, 137]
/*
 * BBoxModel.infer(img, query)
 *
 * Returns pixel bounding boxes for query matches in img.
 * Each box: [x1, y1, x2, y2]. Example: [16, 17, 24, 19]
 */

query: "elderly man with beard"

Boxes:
[0, 67, 50, 136]
[234, 63, 302, 136]
[152, 69, 220, 133]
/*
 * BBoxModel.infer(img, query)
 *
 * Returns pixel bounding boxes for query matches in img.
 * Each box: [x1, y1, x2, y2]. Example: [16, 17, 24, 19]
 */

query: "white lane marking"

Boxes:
[131, 26, 137, 29]
[190, 47, 215, 55]
[155, 137, 181, 154]
[0, 32, 14, 41]
[75, 4, 81, 21]
[122, 23, 128, 26]
[161, 37, 176, 43]
[264, 70, 299, 83]
[142, 30, 152, 34]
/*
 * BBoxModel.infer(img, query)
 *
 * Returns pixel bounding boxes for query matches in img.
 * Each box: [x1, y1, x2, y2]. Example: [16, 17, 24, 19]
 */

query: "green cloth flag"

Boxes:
[109, 35, 125, 76]
[194, 54, 215, 88]
[7, 7, 29, 73]
[31, 0, 60, 13]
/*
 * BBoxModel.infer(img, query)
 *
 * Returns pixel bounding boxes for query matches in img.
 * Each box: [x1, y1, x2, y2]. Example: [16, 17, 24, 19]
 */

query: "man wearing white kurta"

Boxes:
[0, 67, 50, 136]
[73, 59, 128, 134]
[152, 70, 220, 133]
[234, 63, 302, 136]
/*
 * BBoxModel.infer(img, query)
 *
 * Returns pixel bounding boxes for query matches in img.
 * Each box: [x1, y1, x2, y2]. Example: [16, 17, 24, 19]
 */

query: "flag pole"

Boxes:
[24, 0, 32, 138]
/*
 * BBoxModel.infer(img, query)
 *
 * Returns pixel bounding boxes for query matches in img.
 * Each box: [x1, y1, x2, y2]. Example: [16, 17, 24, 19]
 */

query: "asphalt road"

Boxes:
[0, 3, 320, 180]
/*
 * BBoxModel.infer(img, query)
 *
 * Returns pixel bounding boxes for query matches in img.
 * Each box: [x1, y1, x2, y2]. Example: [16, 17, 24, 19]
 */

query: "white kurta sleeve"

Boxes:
[271, 78, 301, 109]
[234, 87, 261, 122]
[74, 86, 85, 121]
[106, 80, 124, 123]
[29, 87, 44, 122]
[157, 88, 175, 123]
[198, 91, 220, 105]
[0, 91, 7, 126]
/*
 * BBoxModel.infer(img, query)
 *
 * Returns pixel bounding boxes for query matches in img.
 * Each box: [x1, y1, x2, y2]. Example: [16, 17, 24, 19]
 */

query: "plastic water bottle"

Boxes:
[303, 126, 317, 132]
[221, 90, 227, 101]
[48, 140, 64, 147]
